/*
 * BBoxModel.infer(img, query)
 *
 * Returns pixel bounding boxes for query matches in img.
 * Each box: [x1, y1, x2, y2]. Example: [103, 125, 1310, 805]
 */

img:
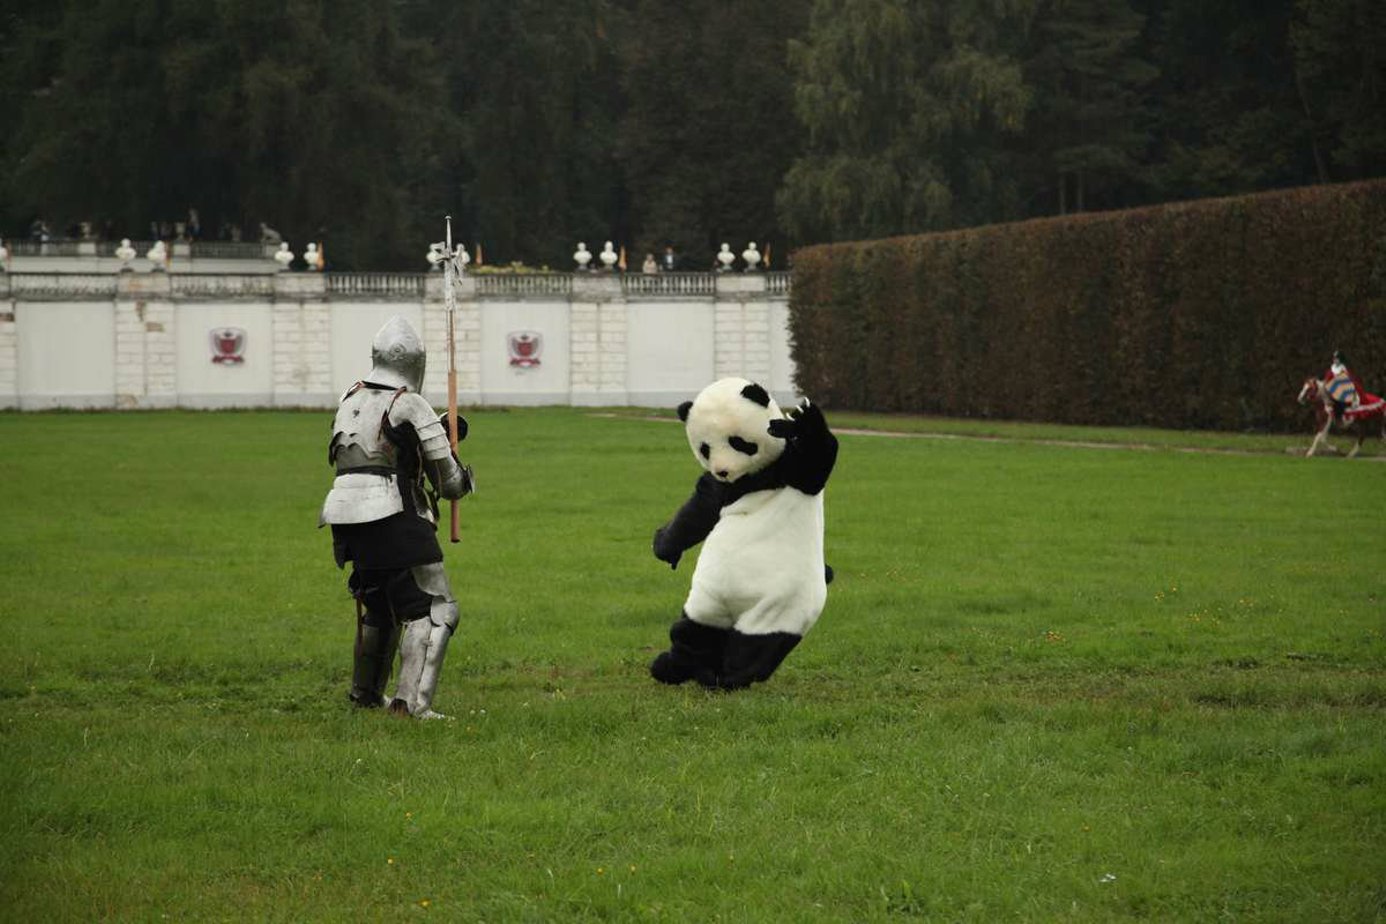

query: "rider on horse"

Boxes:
[1323, 350, 1383, 424]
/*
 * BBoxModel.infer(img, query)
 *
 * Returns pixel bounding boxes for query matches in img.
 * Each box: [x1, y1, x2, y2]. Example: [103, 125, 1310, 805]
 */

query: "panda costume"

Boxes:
[649, 377, 838, 690]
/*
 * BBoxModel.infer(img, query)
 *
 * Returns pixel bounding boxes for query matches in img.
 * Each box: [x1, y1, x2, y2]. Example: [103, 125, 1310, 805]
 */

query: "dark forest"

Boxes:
[2, 0, 1382, 270]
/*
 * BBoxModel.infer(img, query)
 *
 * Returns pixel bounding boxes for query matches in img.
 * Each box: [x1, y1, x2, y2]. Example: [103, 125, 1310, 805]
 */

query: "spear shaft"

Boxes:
[444, 216, 460, 543]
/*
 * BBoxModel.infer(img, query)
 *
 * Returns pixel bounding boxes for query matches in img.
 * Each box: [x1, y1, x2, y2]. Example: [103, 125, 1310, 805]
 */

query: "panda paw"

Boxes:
[650, 652, 692, 685]
[652, 527, 682, 569]
[768, 398, 824, 440]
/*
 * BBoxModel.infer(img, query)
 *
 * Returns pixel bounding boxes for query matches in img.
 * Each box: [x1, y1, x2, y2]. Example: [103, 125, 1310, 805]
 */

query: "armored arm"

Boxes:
[767, 399, 838, 496]
[390, 392, 473, 500]
[653, 474, 724, 569]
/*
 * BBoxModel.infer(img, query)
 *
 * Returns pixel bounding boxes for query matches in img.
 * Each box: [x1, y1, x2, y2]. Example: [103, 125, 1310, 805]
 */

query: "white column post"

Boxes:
[115, 273, 175, 408]
[570, 274, 627, 406]
[271, 273, 332, 406]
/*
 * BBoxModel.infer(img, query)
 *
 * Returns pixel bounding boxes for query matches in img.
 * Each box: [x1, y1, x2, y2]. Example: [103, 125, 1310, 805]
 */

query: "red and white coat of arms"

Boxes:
[508, 330, 542, 368]
[211, 327, 246, 364]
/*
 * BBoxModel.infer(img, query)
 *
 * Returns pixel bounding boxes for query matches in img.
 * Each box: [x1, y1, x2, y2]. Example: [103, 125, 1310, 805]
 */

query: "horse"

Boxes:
[1297, 376, 1385, 458]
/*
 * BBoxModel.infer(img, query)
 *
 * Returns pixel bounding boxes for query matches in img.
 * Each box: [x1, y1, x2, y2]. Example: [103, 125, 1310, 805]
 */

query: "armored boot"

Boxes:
[350, 615, 400, 708]
[391, 617, 454, 719]
[387, 563, 459, 719]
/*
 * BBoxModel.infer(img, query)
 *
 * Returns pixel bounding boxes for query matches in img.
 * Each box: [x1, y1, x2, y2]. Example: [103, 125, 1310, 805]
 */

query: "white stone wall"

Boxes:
[113, 274, 177, 408]
[16, 301, 115, 409]
[1, 271, 795, 409]
[0, 301, 16, 409]
[271, 275, 334, 407]
[570, 276, 628, 406]
[115, 299, 176, 408]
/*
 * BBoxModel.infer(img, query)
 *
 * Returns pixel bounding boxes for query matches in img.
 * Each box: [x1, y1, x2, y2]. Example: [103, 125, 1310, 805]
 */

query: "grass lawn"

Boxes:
[0, 408, 1382, 921]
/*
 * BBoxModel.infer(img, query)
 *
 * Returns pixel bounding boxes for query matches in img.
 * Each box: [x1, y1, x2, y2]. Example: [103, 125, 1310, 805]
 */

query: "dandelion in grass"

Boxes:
[387, 857, 395, 865]
[418, 898, 431, 908]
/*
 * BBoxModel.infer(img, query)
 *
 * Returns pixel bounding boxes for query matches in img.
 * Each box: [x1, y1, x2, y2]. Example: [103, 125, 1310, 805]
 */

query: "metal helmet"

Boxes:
[367, 316, 426, 392]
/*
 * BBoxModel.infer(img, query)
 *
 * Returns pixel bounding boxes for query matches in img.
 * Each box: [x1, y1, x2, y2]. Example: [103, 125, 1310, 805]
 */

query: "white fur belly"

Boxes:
[687, 488, 827, 635]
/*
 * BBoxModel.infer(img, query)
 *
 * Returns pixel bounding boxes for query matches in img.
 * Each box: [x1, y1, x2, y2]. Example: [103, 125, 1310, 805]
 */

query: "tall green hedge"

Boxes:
[789, 180, 1386, 431]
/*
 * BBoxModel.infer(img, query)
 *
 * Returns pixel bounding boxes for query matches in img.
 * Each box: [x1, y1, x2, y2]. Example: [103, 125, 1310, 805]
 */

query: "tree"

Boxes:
[1289, 0, 1386, 182]
[1020, 0, 1156, 215]
[1134, 0, 1314, 200]
[614, 0, 809, 263]
[776, 0, 1034, 243]
[2, 0, 450, 268]
[422, 0, 623, 269]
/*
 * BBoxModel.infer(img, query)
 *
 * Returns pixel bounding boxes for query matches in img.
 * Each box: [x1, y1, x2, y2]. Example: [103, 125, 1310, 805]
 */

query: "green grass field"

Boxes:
[1, 408, 1383, 922]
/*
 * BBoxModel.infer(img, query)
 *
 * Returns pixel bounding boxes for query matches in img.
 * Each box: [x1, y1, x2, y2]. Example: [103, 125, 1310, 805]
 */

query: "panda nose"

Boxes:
[716, 469, 730, 479]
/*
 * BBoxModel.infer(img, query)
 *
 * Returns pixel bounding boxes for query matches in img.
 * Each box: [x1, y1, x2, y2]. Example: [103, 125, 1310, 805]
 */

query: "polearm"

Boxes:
[443, 216, 461, 543]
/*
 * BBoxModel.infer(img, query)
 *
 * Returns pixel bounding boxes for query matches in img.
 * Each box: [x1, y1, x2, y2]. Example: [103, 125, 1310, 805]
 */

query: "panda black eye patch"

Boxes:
[728, 436, 758, 456]
[699, 443, 711, 460]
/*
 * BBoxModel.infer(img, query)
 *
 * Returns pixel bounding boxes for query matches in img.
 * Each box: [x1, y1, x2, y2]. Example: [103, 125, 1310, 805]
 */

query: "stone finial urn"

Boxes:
[717, 243, 735, 273]
[741, 242, 762, 272]
[599, 241, 618, 271]
[273, 242, 294, 271]
[146, 240, 169, 271]
[114, 238, 137, 271]
[573, 242, 592, 271]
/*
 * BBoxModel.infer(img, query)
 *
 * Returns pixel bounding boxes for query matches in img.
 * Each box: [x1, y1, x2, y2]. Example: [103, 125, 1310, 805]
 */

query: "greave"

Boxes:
[392, 617, 453, 719]
[351, 620, 400, 707]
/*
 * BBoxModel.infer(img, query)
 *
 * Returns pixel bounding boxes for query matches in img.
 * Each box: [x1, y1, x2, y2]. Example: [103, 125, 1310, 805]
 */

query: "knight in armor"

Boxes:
[319, 316, 474, 719]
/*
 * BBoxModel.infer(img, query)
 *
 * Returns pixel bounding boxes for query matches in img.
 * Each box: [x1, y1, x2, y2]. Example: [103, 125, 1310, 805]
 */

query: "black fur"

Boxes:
[766, 402, 837, 496]
[717, 631, 802, 689]
[740, 383, 771, 407]
[677, 400, 693, 422]
[650, 615, 728, 686]
[649, 616, 802, 691]
[728, 435, 758, 456]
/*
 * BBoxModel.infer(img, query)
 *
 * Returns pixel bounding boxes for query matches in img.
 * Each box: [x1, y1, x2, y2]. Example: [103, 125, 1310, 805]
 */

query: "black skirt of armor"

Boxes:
[331, 418, 443, 571]
[332, 509, 442, 571]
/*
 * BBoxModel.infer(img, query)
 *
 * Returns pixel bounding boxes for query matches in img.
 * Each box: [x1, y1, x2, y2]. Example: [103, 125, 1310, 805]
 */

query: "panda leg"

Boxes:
[651, 614, 729, 686]
[713, 631, 802, 690]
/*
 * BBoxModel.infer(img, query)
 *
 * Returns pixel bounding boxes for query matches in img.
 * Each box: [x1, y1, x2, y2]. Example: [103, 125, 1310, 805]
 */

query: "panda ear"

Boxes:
[676, 400, 693, 422]
[740, 383, 771, 407]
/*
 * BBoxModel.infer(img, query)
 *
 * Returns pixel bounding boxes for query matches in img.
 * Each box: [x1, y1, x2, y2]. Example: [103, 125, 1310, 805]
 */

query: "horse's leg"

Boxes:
[1307, 419, 1329, 457]
[1347, 428, 1362, 459]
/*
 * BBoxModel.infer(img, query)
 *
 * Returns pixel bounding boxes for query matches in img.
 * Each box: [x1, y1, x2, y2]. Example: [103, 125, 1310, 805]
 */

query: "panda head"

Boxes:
[677, 378, 786, 484]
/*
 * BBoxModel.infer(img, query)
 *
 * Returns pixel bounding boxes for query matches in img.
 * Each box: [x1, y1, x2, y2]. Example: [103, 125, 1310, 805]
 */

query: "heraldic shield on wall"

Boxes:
[211, 327, 246, 365]
[508, 330, 542, 368]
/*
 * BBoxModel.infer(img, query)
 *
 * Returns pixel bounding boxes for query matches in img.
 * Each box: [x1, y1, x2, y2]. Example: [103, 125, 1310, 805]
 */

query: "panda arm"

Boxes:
[768, 401, 838, 496]
[652, 474, 723, 569]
